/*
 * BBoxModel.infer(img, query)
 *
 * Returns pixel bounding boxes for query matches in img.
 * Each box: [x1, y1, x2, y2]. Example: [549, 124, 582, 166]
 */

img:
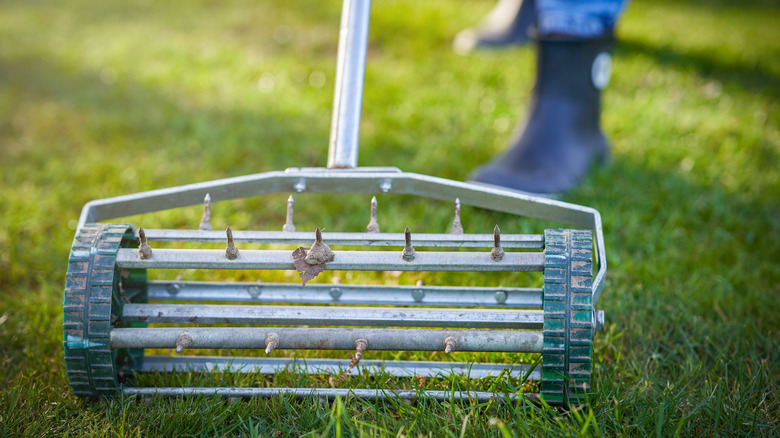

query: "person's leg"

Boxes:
[453, 0, 535, 55]
[536, 0, 624, 39]
[470, 0, 627, 195]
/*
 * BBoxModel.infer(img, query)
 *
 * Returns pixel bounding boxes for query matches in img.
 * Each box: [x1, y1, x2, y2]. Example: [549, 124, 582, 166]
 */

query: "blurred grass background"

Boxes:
[0, 0, 778, 436]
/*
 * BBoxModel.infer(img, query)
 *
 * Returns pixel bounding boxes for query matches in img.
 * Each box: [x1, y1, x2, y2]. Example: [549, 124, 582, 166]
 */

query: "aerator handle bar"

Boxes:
[327, 0, 370, 168]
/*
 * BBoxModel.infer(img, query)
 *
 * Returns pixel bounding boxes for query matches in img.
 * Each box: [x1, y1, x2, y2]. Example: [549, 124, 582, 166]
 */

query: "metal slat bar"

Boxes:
[123, 387, 534, 402]
[122, 304, 543, 329]
[147, 281, 543, 308]
[139, 356, 541, 380]
[139, 229, 544, 249]
[110, 327, 543, 353]
[115, 249, 545, 271]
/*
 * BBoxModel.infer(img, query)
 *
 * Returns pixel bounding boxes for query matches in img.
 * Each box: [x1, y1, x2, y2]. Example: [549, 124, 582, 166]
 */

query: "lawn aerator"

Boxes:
[63, 0, 607, 406]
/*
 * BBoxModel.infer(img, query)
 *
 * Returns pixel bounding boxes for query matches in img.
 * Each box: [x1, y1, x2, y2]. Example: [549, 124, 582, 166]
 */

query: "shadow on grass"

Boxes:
[617, 37, 779, 99]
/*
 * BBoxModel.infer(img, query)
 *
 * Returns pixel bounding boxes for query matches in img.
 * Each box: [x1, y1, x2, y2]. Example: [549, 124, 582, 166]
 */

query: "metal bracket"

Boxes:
[77, 167, 606, 302]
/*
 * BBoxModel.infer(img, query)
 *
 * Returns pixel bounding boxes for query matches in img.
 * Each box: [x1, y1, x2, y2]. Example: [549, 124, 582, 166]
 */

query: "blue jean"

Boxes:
[536, 0, 627, 38]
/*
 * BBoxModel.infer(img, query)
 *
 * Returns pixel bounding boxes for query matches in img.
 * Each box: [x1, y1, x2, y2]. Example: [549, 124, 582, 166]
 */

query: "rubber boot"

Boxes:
[453, 0, 535, 55]
[469, 35, 613, 195]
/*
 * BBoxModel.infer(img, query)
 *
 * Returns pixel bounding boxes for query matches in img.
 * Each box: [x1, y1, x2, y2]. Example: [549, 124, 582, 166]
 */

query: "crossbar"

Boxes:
[122, 304, 543, 329]
[123, 387, 533, 402]
[139, 229, 544, 249]
[110, 327, 544, 353]
[147, 281, 543, 307]
[139, 356, 541, 379]
[115, 248, 545, 271]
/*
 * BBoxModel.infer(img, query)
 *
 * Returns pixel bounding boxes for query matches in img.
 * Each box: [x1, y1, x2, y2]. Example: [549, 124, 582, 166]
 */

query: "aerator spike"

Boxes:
[444, 336, 457, 354]
[304, 227, 335, 265]
[402, 226, 415, 261]
[490, 225, 505, 261]
[225, 226, 239, 260]
[450, 198, 463, 234]
[199, 193, 212, 231]
[283, 195, 296, 232]
[265, 334, 279, 354]
[137, 227, 153, 259]
[366, 196, 379, 233]
[175, 334, 192, 354]
[350, 338, 368, 367]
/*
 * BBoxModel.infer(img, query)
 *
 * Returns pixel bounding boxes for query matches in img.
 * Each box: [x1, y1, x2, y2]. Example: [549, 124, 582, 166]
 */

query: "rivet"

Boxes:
[247, 284, 262, 299]
[167, 282, 182, 295]
[494, 290, 508, 304]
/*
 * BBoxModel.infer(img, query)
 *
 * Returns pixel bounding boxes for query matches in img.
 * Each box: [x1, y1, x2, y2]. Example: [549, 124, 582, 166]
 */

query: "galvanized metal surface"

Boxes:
[114, 248, 545, 272]
[146, 281, 544, 307]
[123, 387, 531, 402]
[109, 327, 544, 353]
[139, 229, 544, 249]
[76, 168, 605, 301]
[122, 304, 544, 329]
[327, 0, 371, 168]
[139, 355, 542, 379]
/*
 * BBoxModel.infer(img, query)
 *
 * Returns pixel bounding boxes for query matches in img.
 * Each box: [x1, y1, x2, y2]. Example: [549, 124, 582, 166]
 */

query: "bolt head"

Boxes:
[248, 285, 262, 299]
[167, 283, 182, 295]
[411, 289, 425, 302]
[494, 290, 507, 304]
[329, 287, 342, 300]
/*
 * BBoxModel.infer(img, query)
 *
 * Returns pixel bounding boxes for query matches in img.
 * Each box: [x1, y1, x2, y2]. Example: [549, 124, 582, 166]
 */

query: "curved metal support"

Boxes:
[77, 167, 606, 302]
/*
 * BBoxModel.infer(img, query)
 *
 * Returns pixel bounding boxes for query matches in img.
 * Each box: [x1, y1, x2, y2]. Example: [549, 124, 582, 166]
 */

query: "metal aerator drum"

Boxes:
[63, 0, 607, 407]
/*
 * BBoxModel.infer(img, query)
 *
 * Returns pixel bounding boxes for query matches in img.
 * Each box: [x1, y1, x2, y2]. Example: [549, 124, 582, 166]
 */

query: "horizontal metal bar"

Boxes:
[123, 387, 534, 403]
[110, 327, 543, 353]
[139, 229, 544, 249]
[139, 355, 541, 380]
[147, 281, 543, 308]
[115, 249, 545, 272]
[122, 304, 543, 329]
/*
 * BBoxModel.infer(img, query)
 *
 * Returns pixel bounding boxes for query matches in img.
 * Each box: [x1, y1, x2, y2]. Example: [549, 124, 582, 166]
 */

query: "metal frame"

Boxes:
[63, 0, 607, 406]
[77, 168, 606, 302]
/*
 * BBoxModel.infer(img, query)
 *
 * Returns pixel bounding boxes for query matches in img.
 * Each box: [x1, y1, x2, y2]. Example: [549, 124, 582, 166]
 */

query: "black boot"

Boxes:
[453, 0, 535, 55]
[470, 35, 613, 195]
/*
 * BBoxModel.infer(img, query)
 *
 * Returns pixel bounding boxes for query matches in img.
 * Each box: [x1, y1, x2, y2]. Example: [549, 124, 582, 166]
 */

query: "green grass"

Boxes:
[1, 0, 778, 436]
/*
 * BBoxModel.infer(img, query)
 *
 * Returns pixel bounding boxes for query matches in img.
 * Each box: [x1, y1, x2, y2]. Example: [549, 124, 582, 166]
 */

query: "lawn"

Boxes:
[0, 0, 778, 436]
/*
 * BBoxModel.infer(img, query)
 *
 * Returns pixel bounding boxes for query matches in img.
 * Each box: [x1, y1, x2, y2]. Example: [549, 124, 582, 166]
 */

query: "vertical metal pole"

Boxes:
[327, 0, 371, 169]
